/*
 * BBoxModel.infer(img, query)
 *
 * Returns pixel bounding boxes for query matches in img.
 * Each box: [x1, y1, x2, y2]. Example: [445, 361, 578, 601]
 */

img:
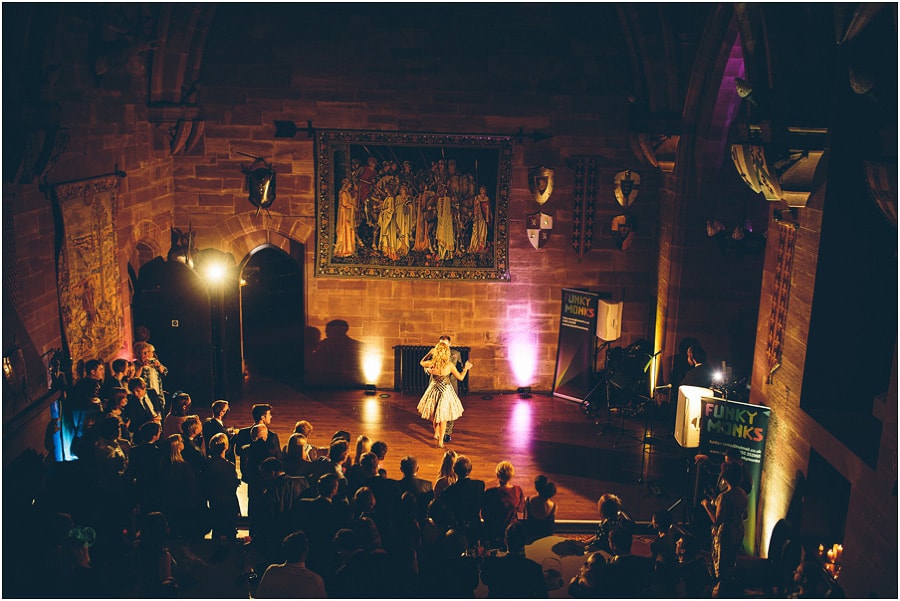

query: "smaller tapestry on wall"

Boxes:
[53, 176, 125, 375]
[315, 130, 512, 280]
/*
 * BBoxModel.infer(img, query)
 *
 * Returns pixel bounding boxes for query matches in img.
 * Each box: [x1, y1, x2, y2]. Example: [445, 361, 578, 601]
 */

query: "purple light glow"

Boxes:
[507, 330, 539, 388]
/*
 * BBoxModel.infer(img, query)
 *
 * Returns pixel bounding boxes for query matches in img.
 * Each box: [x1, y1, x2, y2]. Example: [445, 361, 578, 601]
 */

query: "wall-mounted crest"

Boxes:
[614, 169, 640, 207]
[528, 165, 555, 205]
[527, 211, 553, 249]
[239, 152, 277, 216]
[612, 213, 635, 251]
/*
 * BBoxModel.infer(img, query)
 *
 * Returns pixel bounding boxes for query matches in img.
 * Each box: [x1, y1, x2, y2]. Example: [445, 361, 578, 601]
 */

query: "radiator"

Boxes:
[393, 345, 470, 395]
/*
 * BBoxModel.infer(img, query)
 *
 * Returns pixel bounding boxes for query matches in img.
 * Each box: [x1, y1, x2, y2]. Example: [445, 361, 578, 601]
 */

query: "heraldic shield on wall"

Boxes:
[528, 165, 555, 205]
[527, 211, 553, 249]
[613, 169, 640, 207]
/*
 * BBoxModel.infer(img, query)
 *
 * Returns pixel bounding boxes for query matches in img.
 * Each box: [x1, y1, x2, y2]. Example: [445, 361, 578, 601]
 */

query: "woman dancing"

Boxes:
[417, 342, 472, 447]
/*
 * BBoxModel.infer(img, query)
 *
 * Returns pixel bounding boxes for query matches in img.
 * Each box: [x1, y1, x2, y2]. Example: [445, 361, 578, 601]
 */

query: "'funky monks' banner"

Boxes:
[699, 397, 771, 555]
[553, 288, 601, 402]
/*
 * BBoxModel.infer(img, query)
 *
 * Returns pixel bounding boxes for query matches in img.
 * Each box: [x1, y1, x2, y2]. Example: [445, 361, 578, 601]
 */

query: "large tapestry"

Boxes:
[315, 130, 512, 280]
[53, 176, 125, 372]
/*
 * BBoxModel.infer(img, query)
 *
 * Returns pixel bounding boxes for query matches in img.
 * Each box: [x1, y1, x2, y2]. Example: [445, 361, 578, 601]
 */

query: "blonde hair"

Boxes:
[167, 434, 184, 463]
[496, 460, 515, 483]
[430, 343, 451, 371]
[438, 449, 458, 483]
[354, 435, 371, 465]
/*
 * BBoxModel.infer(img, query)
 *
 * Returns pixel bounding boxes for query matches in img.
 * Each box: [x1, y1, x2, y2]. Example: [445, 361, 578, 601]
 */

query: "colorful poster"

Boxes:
[699, 397, 772, 555]
[552, 288, 601, 402]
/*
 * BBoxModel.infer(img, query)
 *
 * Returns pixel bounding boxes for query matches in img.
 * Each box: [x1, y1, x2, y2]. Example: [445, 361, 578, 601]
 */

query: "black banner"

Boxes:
[699, 397, 772, 555]
[552, 288, 601, 402]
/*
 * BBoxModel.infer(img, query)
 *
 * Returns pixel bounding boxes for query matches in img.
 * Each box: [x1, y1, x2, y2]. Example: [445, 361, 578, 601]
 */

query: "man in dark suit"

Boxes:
[234, 403, 281, 464]
[440, 455, 485, 543]
[125, 377, 162, 434]
[604, 527, 654, 598]
[359, 452, 402, 546]
[180, 416, 207, 475]
[299, 472, 351, 580]
[255, 457, 311, 562]
[203, 400, 232, 458]
[398, 455, 433, 523]
[680, 345, 715, 388]
[480, 521, 547, 598]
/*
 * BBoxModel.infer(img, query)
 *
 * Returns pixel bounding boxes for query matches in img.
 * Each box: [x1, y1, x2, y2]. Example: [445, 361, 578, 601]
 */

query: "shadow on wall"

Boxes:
[304, 319, 364, 388]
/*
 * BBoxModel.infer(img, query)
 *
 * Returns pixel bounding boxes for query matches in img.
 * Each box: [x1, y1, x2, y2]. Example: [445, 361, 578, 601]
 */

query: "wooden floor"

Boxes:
[230, 375, 694, 523]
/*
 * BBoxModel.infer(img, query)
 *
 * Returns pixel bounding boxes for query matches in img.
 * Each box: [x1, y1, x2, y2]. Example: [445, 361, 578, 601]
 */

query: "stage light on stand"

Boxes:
[362, 349, 382, 395]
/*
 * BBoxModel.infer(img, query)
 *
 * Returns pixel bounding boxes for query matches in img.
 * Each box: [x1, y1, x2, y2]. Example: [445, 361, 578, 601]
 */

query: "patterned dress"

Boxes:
[417, 373, 464, 423]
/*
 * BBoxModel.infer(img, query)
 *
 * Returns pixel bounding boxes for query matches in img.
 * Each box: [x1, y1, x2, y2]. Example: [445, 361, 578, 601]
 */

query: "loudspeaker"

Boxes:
[597, 300, 623, 341]
[674, 385, 713, 448]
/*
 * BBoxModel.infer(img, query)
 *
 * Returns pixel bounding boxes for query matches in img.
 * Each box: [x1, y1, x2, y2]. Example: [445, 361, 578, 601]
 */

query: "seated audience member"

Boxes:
[345, 435, 372, 495]
[370, 439, 389, 476]
[418, 528, 480, 598]
[292, 420, 319, 460]
[283, 432, 316, 477]
[299, 473, 351, 582]
[432, 449, 458, 500]
[587, 492, 635, 554]
[440, 455, 485, 544]
[398, 455, 434, 523]
[332, 516, 416, 598]
[254, 531, 326, 599]
[480, 521, 548, 598]
[162, 392, 192, 439]
[568, 551, 608, 598]
[524, 474, 557, 542]
[605, 527, 654, 598]
[309, 438, 350, 501]
[481, 460, 525, 549]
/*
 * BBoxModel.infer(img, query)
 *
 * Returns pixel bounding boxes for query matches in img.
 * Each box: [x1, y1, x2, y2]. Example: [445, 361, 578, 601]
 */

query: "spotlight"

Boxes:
[713, 371, 724, 383]
[364, 384, 377, 395]
[517, 386, 532, 398]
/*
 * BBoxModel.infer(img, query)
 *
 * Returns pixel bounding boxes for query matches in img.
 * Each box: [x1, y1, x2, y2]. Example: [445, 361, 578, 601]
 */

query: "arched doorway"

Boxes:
[240, 244, 305, 386]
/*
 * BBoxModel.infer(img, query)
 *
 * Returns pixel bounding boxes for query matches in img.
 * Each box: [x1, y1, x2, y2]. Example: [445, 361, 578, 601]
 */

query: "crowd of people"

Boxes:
[9, 333, 795, 599]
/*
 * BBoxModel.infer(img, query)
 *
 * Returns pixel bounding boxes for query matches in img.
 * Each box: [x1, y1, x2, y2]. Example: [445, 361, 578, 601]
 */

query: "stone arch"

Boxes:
[124, 219, 167, 275]
[214, 210, 314, 260]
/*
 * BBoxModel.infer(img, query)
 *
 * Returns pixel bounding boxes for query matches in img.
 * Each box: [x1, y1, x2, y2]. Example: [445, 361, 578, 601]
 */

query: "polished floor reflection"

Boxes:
[230, 375, 694, 523]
